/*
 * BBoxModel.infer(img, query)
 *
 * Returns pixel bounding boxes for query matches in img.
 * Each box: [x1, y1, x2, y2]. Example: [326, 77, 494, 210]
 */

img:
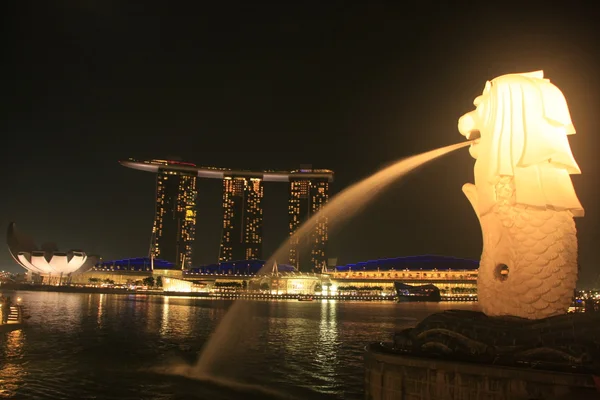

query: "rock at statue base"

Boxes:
[392, 310, 600, 374]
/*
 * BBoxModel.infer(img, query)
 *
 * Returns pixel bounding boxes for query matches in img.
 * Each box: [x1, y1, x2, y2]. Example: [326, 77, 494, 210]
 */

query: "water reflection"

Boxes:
[87, 294, 92, 315]
[315, 300, 339, 393]
[319, 300, 338, 343]
[2, 329, 24, 354]
[0, 330, 27, 398]
[158, 296, 202, 339]
[207, 300, 228, 322]
[2, 292, 479, 399]
[160, 296, 170, 337]
[25, 292, 86, 334]
[97, 293, 105, 327]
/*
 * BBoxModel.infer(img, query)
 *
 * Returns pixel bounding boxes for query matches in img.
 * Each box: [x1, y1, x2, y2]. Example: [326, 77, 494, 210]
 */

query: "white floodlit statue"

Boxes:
[458, 71, 584, 319]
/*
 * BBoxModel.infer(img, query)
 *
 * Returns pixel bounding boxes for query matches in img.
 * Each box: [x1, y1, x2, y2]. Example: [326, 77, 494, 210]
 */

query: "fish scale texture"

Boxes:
[469, 176, 577, 319]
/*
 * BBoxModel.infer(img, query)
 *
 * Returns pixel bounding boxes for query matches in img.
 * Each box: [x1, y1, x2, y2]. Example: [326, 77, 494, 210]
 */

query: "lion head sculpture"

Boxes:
[458, 70, 584, 217]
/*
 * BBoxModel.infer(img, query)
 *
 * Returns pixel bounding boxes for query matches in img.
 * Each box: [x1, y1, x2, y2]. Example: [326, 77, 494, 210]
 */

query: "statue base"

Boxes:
[364, 310, 600, 399]
[393, 310, 600, 373]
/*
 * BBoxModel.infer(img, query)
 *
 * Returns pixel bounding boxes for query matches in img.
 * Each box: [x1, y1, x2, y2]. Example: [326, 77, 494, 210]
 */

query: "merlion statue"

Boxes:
[458, 70, 584, 319]
[378, 72, 599, 380]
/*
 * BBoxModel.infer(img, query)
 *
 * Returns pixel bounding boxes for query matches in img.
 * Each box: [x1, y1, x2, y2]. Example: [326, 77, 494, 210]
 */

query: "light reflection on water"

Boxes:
[0, 330, 26, 398]
[97, 293, 104, 327]
[161, 296, 170, 337]
[0, 291, 478, 399]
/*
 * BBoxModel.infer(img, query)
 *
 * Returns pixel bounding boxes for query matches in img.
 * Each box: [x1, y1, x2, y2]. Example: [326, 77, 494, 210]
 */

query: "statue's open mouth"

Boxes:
[467, 130, 481, 146]
[467, 129, 481, 141]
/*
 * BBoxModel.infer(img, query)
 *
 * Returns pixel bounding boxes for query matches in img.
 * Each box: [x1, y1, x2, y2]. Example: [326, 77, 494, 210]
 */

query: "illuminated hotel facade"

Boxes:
[289, 169, 331, 272]
[121, 159, 333, 268]
[219, 176, 264, 262]
[150, 162, 197, 269]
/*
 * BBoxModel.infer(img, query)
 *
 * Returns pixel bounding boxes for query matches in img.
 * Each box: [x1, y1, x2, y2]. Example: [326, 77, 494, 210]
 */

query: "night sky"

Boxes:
[2, 2, 599, 285]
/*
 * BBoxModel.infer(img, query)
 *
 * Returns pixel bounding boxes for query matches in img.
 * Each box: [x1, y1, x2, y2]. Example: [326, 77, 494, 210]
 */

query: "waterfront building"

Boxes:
[71, 256, 190, 285]
[219, 176, 264, 262]
[186, 260, 317, 294]
[327, 255, 478, 297]
[120, 159, 333, 268]
[150, 161, 197, 269]
[69, 254, 478, 295]
[6, 222, 98, 284]
[0, 271, 15, 283]
[288, 167, 333, 272]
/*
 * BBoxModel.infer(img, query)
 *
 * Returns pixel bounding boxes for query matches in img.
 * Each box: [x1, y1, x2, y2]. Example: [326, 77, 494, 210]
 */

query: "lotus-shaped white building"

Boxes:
[7, 222, 98, 277]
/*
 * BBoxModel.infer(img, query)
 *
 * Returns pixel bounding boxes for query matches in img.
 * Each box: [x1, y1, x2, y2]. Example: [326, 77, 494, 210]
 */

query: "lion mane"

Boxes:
[463, 70, 584, 217]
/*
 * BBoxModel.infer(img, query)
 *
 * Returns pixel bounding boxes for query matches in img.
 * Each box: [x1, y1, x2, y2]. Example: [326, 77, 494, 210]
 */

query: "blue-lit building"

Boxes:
[328, 255, 478, 297]
[91, 254, 477, 274]
[69, 257, 178, 286]
[332, 255, 478, 273]
[93, 257, 177, 272]
[187, 259, 295, 275]
[74, 254, 478, 297]
[89, 257, 296, 276]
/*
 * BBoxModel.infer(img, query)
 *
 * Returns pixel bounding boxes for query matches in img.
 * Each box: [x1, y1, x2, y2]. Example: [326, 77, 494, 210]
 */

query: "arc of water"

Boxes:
[191, 141, 471, 376]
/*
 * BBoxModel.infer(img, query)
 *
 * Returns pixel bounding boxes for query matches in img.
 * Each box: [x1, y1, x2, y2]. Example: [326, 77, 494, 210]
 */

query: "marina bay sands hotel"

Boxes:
[121, 159, 334, 272]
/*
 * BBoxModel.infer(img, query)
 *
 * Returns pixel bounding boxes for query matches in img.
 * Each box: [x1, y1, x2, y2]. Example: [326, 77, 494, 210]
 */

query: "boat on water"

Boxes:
[297, 295, 314, 301]
[394, 282, 441, 302]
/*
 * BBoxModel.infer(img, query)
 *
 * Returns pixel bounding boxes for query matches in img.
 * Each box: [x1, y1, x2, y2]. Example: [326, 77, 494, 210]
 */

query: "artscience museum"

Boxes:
[6, 222, 98, 284]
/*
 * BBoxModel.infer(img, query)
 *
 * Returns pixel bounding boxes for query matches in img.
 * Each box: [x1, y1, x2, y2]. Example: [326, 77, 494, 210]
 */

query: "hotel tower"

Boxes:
[150, 161, 197, 269]
[219, 176, 264, 262]
[288, 167, 331, 272]
[120, 159, 333, 270]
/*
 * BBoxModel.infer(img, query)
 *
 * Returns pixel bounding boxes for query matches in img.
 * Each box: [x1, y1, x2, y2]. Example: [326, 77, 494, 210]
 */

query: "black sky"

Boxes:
[2, 2, 599, 285]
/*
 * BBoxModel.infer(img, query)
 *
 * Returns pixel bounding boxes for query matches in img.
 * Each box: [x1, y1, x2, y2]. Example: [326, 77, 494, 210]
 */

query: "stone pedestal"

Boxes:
[365, 343, 598, 400]
[365, 310, 600, 399]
